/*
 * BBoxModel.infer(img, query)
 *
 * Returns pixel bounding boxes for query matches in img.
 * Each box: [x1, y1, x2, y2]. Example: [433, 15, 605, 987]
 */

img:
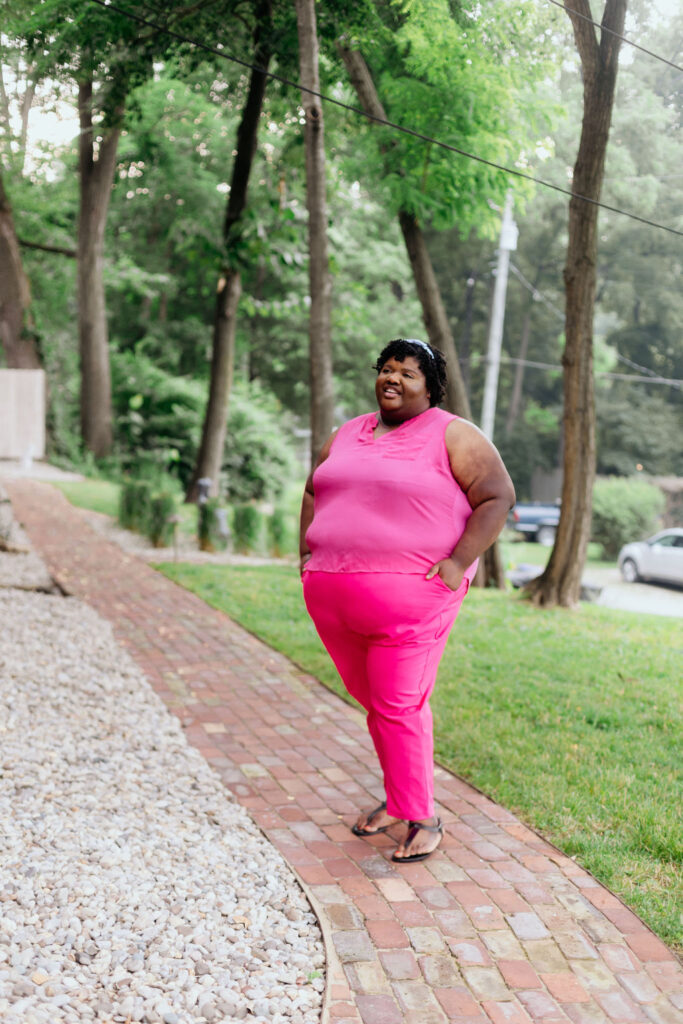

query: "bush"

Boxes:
[147, 490, 177, 548]
[232, 504, 262, 554]
[111, 351, 204, 488]
[198, 498, 229, 553]
[111, 353, 299, 502]
[592, 477, 665, 559]
[222, 383, 299, 503]
[118, 479, 153, 533]
[267, 507, 288, 557]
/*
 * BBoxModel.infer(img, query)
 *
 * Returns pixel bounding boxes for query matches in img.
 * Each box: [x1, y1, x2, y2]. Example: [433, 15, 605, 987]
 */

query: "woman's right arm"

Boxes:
[299, 430, 338, 576]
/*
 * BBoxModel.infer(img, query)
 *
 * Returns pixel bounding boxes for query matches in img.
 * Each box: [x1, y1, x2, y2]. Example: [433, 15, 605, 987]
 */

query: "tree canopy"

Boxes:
[0, 0, 679, 513]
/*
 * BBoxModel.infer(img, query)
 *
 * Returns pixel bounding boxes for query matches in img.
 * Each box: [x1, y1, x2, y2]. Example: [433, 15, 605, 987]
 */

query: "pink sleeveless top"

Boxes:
[305, 406, 478, 578]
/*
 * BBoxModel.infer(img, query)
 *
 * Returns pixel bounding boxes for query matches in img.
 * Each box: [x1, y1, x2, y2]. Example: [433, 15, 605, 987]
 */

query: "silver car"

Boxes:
[618, 528, 683, 586]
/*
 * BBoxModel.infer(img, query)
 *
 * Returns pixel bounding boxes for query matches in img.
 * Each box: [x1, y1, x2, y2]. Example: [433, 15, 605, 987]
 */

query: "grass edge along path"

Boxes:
[156, 561, 683, 957]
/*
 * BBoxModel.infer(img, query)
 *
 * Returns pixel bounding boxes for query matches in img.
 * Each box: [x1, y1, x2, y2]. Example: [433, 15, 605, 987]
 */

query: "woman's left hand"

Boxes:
[425, 557, 465, 592]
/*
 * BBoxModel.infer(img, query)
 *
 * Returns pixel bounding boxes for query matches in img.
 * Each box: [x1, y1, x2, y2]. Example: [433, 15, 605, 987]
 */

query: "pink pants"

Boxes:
[302, 571, 468, 821]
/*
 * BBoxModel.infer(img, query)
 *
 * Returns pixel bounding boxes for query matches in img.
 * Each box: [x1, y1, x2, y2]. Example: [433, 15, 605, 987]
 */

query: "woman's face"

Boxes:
[375, 355, 431, 423]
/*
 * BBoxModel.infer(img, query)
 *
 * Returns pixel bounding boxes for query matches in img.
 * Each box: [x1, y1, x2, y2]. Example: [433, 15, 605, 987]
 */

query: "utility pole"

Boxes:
[480, 193, 517, 440]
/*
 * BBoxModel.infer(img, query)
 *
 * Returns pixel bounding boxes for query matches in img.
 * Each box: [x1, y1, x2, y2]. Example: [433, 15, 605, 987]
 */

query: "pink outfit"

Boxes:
[303, 572, 468, 820]
[303, 406, 475, 821]
[305, 407, 478, 579]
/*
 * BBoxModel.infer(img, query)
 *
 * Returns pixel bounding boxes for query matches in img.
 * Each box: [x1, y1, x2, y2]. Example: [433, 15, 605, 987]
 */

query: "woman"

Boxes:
[299, 338, 514, 862]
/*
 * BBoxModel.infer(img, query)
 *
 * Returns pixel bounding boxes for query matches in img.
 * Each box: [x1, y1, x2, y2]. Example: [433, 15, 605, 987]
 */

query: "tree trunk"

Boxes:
[527, 0, 626, 608]
[186, 0, 272, 501]
[0, 172, 41, 369]
[78, 78, 121, 457]
[461, 271, 476, 397]
[187, 270, 242, 499]
[337, 44, 471, 421]
[397, 210, 472, 419]
[338, 42, 505, 587]
[296, 0, 334, 468]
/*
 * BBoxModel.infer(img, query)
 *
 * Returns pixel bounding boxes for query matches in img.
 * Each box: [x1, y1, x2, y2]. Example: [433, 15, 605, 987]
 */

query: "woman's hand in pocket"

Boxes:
[425, 557, 465, 592]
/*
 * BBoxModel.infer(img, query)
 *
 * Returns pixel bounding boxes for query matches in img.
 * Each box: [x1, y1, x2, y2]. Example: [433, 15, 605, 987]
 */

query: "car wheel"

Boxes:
[536, 526, 556, 546]
[621, 558, 640, 583]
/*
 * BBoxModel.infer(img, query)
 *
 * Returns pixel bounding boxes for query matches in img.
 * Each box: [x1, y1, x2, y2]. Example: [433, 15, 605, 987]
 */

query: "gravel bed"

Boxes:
[0, 488, 56, 591]
[0, 498, 325, 1024]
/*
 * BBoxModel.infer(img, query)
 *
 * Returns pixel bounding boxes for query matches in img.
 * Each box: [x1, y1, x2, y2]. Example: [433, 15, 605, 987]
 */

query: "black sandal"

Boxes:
[391, 818, 444, 863]
[351, 801, 398, 837]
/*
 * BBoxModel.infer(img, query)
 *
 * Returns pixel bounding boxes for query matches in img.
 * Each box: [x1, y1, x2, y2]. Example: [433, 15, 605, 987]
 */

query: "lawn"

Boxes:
[156, 561, 682, 954]
[50, 478, 199, 538]
[51, 478, 121, 518]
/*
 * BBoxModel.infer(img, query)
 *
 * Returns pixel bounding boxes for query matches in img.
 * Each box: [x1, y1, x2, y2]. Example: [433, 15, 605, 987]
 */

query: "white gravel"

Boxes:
[0, 489, 324, 1024]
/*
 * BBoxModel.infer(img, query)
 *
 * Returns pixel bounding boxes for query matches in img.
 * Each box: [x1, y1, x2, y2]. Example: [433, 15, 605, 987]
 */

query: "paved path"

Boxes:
[6, 478, 682, 1024]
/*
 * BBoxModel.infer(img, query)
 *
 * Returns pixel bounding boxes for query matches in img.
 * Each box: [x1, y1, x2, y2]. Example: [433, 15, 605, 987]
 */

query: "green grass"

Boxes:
[499, 532, 612, 569]
[50, 479, 200, 539]
[51, 479, 122, 518]
[156, 561, 682, 954]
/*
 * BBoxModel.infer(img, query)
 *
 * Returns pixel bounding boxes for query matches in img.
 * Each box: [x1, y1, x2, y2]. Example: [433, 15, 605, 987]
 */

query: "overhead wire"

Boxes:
[129, 0, 683, 395]
[88, 0, 683, 239]
[544, 0, 683, 73]
[500, 356, 682, 388]
[506, 264, 680, 386]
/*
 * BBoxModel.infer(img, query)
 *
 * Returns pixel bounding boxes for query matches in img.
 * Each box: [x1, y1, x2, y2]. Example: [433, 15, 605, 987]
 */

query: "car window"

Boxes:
[674, 536, 683, 549]
[651, 535, 676, 547]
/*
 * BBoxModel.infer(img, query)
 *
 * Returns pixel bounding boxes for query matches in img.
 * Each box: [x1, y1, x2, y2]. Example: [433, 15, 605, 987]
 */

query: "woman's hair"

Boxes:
[373, 338, 447, 407]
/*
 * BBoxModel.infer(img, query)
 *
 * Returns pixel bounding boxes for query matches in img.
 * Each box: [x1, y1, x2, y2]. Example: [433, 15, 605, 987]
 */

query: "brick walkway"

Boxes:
[6, 478, 682, 1024]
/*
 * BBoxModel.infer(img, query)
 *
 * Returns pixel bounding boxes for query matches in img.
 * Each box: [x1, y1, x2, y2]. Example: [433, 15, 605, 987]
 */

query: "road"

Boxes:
[509, 562, 683, 618]
[582, 567, 683, 618]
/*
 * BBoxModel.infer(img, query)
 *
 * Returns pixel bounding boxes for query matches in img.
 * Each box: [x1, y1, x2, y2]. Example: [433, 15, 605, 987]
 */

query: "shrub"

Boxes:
[147, 490, 177, 548]
[118, 479, 153, 533]
[592, 477, 665, 559]
[198, 498, 229, 552]
[222, 383, 299, 503]
[267, 507, 288, 557]
[232, 504, 262, 554]
[111, 351, 204, 488]
[111, 354, 299, 501]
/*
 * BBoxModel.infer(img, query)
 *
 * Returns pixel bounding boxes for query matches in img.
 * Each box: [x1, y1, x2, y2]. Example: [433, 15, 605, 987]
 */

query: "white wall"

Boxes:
[0, 369, 46, 459]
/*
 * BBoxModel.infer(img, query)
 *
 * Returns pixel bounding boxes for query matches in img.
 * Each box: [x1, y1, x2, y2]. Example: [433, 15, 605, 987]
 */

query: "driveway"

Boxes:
[581, 567, 683, 617]
[508, 562, 683, 618]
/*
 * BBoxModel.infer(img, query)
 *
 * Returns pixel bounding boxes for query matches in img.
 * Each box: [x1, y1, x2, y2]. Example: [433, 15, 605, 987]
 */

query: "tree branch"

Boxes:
[336, 42, 386, 120]
[564, 0, 599, 72]
[18, 237, 76, 258]
[599, 0, 627, 74]
[0, 64, 12, 140]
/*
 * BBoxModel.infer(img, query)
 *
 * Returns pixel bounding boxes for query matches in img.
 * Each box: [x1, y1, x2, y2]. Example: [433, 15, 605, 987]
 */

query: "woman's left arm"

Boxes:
[426, 419, 516, 590]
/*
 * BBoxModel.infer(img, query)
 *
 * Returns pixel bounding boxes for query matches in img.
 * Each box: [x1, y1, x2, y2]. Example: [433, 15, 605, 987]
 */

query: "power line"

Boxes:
[614, 351, 663, 378]
[501, 355, 682, 388]
[508, 266, 680, 383]
[88, 0, 683, 239]
[545, 0, 683, 73]
[509, 262, 565, 320]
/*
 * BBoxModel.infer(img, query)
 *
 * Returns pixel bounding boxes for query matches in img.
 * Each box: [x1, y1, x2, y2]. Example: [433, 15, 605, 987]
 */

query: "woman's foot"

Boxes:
[392, 817, 443, 862]
[351, 801, 403, 837]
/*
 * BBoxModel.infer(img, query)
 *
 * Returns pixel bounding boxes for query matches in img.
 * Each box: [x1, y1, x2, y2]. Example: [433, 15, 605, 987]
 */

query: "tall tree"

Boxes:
[527, 0, 627, 608]
[15, 2, 139, 454]
[337, 44, 471, 421]
[76, 77, 123, 455]
[19, 0, 221, 456]
[296, 0, 334, 467]
[186, 0, 273, 500]
[0, 170, 41, 368]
